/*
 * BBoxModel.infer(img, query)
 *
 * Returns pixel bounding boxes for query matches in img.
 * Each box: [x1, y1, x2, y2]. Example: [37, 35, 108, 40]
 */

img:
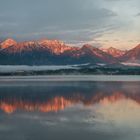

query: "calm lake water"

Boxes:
[0, 79, 140, 140]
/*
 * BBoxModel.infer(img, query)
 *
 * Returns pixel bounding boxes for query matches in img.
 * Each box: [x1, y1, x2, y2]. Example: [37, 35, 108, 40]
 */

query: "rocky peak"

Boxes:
[82, 44, 93, 49]
[0, 38, 17, 49]
[101, 47, 125, 58]
[39, 39, 72, 54]
[133, 44, 140, 50]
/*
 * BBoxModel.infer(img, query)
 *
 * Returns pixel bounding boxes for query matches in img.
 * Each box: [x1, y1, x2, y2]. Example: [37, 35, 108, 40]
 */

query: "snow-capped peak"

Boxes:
[100, 47, 126, 58]
[1, 38, 17, 49]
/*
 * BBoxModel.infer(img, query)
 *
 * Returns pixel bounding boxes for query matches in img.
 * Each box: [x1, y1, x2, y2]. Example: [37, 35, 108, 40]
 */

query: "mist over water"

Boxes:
[0, 81, 140, 140]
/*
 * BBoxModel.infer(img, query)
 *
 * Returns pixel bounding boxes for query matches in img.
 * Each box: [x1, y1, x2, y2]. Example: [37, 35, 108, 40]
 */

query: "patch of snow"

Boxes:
[72, 63, 90, 67]
[97, 63, 106, 66]
[121, 62, 140, 67]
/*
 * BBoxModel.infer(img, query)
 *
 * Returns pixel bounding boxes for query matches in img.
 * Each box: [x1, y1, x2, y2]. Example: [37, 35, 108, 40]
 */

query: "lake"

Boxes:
[0, 76, 140, 140]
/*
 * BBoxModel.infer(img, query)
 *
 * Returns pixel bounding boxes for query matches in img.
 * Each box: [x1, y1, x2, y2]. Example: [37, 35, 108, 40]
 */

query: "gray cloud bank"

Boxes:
[0, 0, 139, 47]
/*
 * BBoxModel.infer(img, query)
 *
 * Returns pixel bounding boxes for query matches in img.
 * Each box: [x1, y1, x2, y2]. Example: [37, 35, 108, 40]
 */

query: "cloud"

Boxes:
[0, 0, 118, 41]
[136, 12, 140, 16]
[0, 0, 139, 49]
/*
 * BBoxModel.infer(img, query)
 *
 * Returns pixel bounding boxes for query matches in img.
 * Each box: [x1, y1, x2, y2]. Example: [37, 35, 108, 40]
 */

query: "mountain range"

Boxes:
[0, 38, 140, 65]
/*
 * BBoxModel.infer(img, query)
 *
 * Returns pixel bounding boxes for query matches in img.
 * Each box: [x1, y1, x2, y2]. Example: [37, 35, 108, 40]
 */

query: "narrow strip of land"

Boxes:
[0, 75, 140, 82]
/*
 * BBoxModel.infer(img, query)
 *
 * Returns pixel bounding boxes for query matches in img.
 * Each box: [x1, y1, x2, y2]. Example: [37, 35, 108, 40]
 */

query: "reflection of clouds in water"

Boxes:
[0, 82, 140, 140]
[16, 113, 61, 126]
[4, 93, 140, 130]
[12, 98, 140, 139]
[0, 124, 13, 132]
[14, 104, 92, 129]
[86, 98, 140, 138]
[122, 83, 140, 94]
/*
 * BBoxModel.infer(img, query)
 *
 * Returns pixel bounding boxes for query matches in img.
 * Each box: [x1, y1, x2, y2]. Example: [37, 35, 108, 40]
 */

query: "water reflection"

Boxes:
[0, 82, 140, 115]
[0, 81, 140, 140]
[0, 91, 139, 114]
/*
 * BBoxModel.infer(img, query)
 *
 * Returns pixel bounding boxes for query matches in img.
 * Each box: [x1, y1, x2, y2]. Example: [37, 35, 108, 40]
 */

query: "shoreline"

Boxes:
[0, 75, 140, 82]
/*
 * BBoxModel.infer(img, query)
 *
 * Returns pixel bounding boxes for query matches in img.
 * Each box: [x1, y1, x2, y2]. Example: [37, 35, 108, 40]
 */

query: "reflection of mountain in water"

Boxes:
[0, 82, 140, 114]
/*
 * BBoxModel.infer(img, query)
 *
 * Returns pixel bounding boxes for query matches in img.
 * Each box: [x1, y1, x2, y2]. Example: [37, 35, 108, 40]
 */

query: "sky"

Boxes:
[0, 0, 140, 50]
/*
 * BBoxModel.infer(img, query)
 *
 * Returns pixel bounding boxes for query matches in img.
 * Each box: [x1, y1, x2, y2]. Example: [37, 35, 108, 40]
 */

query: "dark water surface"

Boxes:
[0, 81, 140, 140]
